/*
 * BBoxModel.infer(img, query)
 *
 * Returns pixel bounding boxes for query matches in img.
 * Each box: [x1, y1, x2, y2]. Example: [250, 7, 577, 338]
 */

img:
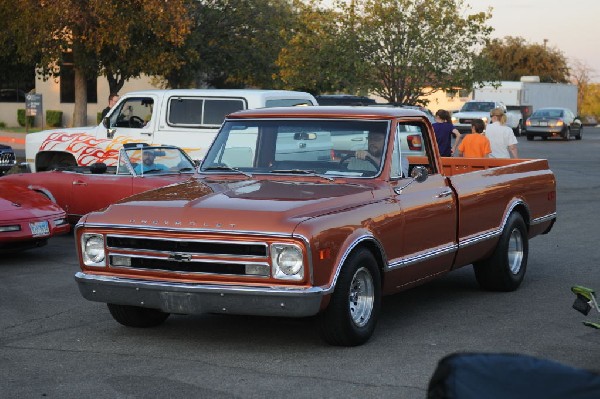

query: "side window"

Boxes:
[168, 98, 246, 127]
[110, 97, 154, 129]
[265, 98, 314, 107]
[396, 121, 437, 176]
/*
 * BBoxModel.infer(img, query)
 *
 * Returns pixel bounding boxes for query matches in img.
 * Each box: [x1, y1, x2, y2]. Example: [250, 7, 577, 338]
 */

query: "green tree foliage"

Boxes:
[347, 0, 493, 104]
[276, 0, 368, 95]
[163, 0, 295, 89]
[480, 36, 570, 83]
[2, 0, 193, 126]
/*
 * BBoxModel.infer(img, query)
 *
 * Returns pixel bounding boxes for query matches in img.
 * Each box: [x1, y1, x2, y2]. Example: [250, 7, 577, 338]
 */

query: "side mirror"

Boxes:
[411, 165, 429, 182]
[102, 116, 109, 128]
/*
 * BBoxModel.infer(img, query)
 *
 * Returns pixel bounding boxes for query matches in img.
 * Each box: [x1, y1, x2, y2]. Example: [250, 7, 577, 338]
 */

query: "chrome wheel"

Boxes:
[348, 267, 375, 327]
[507, 228, 524, 274]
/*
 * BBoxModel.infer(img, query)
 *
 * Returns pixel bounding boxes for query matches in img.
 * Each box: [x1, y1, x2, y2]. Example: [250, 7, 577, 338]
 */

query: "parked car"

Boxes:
[1, 144, 198, 224]
[525, 107, 583, 141]
[0, 181, 69, 252]
[0, 144, 16, 175]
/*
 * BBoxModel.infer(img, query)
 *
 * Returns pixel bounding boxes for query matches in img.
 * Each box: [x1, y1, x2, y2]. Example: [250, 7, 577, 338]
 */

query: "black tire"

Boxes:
[473, 212, 528, 292]
[526, 135, 534, 141]
[107, 303, 170, 327]
[563, 127, 570, 141]
[513, 122, 523, 137]
[576, 126, 583, 140]
[319, 248, 381, 346]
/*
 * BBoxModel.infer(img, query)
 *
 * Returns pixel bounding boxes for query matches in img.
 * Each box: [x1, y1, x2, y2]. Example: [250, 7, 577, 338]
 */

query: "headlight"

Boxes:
[81, 233, 106, 267]
[271, 243, 304, 280]
[451, 117, 458, 124]
[481, 116, 489, 123]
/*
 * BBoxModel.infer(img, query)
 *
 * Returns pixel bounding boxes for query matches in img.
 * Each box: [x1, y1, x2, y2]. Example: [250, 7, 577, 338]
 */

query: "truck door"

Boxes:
[104, 96, 156, 143]
[386, 122, 457, 288]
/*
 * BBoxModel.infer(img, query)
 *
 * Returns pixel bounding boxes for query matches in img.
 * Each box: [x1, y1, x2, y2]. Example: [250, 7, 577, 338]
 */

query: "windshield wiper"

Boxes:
[270, 169, 334, 181]
[203, 165, 253, 177]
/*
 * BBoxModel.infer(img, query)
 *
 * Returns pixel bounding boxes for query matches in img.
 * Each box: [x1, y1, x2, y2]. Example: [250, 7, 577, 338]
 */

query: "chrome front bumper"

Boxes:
[75, 272, 325, 317]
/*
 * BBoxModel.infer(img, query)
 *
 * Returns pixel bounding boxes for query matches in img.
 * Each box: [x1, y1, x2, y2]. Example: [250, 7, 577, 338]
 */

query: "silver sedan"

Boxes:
[525, 107, 582, 141]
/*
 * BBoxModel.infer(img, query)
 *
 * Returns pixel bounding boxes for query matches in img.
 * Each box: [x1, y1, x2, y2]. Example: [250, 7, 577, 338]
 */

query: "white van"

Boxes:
[25, 89, 317, 171]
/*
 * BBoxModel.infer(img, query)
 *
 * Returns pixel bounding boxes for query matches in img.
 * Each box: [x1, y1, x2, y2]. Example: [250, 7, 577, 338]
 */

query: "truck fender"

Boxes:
[325, 231, 386, 295]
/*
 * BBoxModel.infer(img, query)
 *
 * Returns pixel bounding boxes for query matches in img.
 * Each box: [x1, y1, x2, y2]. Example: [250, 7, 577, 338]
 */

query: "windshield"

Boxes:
[118, 146, 196, 175]
[461, 102, 496, 112]
[201, 119, 392, 178]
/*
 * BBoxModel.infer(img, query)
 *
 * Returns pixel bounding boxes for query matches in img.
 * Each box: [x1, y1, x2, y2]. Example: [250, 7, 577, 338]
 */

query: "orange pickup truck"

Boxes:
[74, 106, 556, 346]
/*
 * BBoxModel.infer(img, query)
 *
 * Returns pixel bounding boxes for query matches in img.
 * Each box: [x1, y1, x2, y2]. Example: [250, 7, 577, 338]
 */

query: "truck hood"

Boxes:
[83, 178, 379, 234]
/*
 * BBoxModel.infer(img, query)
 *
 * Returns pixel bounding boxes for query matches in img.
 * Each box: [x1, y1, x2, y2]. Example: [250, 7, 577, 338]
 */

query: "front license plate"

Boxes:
[29, 221, 50, 237]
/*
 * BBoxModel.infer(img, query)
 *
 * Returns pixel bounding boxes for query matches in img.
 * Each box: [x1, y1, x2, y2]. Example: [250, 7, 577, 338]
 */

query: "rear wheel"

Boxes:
[473, 212, 528, 292]
[107, 303, 170, 327]
[513, 122, 523, 136]
[319, 248, 381, 346]
[576, 126, 583, 140]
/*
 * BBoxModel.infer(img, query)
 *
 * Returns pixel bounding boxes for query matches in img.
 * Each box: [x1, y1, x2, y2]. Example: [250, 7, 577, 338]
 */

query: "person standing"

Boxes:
[457, 119, 491, 158]
[101, 93, 120, 119]
[432, 109, 462, 157]
[486, 107, 518, 158]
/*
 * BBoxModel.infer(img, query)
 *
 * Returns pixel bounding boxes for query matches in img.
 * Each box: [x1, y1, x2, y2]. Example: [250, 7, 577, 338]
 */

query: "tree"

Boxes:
[276, 0, 368, 95]
[480, 36, 570, 83]
[4, 0, 193, 126]
[570, 59, 596, 115]
[162, 0, 296, 89]
[338, 0, 493, 104]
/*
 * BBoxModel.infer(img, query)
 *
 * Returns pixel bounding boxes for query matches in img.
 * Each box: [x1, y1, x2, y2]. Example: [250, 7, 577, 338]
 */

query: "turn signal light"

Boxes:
[407, 135, 422, 151]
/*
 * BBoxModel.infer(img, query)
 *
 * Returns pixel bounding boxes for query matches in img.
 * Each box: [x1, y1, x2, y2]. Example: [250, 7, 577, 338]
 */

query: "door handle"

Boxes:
[140, 131, 152, 136]
[72, 180, 87, 186]
[435, 189, 453, 198]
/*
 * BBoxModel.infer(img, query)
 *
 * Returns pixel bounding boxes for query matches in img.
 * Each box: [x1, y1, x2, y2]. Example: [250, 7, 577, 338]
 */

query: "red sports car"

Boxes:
[1, 144, 198, 224]
[0, 181, 70, 252]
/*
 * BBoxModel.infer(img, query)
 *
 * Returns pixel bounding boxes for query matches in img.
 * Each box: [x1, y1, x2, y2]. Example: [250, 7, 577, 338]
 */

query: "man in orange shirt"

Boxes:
[457, 119, 491, 158]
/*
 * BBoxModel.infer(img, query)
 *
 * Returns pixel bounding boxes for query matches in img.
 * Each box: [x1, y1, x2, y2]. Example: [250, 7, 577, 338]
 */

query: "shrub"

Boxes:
[0, 121, 6, 128]
[97, 112, 103, 124]
[17, 109, 34, 127]
[46, 110, 63, 127]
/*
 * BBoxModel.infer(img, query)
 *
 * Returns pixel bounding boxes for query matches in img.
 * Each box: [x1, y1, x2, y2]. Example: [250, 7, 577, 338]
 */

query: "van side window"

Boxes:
[168, 98, 246, 127]
[265, 99, 314, 107]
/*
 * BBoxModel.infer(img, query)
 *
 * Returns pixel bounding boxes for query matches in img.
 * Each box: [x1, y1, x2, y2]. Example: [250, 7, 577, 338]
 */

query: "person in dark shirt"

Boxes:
[432, 109, 462, 156]
[101, 93, 120, 119]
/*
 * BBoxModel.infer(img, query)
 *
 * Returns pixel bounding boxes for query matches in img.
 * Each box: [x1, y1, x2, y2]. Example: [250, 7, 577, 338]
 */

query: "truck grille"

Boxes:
[105, 235, 270, 276]
[106, 235, 268, 257]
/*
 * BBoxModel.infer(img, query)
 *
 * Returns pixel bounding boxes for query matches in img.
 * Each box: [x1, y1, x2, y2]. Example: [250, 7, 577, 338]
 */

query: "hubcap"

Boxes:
[507, 228, 524, 274]
[348, 267, 374, 327]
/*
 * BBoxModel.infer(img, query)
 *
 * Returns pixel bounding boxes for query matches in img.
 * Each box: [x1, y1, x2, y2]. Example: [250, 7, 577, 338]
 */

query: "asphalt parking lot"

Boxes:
[1, 128, 600, 398]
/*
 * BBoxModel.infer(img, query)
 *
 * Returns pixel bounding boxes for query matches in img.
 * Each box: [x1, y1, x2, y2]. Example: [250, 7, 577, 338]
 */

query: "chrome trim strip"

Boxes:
[76, 271, 324, 296]
[459, 229, 501, 248]
[531, 212, 556, 225]
[387, 243, 458, 270]
[78, 222, 296, 238]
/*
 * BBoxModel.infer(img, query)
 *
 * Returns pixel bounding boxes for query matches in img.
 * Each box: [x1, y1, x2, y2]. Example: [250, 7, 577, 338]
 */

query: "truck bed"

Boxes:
[407, 156, 549, 176]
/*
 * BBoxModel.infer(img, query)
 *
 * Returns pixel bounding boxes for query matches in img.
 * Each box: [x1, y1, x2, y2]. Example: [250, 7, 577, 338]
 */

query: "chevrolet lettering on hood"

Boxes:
[75, 106, 556, 346]
[127, 219, 236, 229]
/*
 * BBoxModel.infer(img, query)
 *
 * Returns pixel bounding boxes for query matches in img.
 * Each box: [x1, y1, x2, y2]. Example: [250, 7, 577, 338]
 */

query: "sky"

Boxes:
[322, 0, 600, 81]
[470, 0, 599, 81]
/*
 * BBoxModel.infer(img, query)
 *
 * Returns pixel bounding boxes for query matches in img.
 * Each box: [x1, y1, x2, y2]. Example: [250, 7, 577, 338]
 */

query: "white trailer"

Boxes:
[473, 77, 578, 123]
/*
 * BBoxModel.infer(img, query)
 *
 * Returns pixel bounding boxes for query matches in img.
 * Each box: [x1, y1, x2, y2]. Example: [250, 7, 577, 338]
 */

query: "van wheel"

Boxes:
[473, 212, 528, 292]
[319, 249, 381, 346]
[107, 303, 170, 327]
